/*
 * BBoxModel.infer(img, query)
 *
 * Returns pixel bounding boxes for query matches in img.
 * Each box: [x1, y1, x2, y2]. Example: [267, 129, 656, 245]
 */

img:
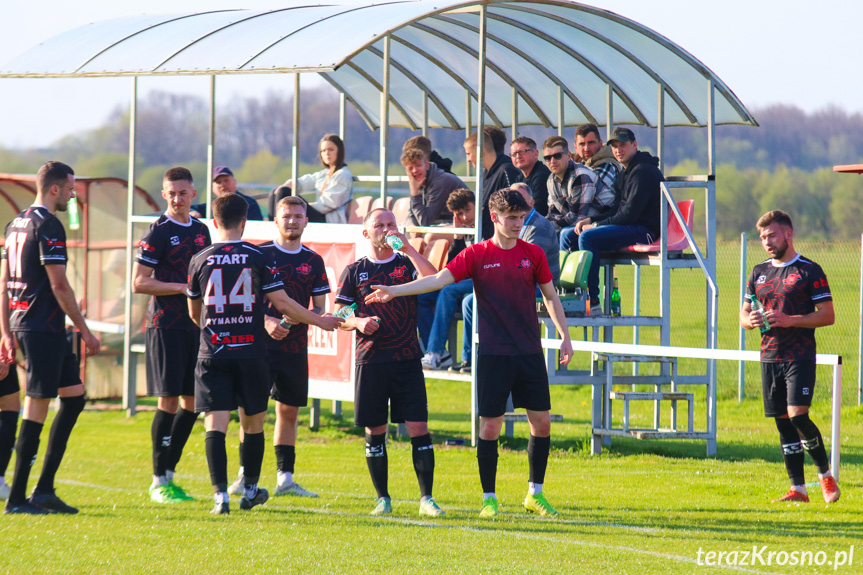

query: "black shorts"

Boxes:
[354, 359, 427, 428]
[477, 353, 551, 417]
[146, 328, 197, 397]
[0, 365, 19, 397]
[762, 361, 817, 417]
[270, 351, 309, 407]
[16, 332, 80, 399]
[195, 356, 270, 416]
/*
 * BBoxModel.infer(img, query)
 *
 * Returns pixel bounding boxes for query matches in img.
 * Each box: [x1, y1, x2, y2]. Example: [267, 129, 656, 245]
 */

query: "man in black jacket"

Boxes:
[464, 131, 520, 240]
[573, 128, 663, 314]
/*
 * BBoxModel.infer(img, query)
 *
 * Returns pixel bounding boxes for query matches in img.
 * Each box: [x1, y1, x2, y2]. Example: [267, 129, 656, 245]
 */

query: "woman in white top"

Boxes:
[274, 134, 353, 223]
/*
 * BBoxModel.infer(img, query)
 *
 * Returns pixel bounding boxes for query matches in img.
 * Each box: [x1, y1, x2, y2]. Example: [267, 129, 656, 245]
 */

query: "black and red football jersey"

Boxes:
[260, 242, 330, 355]
[137, 214, 211, 330]
[187, 241, 284, 359]
[335, 252, 421, 364]
[746, 254, 832, 362]
[4, 206, 68, 334]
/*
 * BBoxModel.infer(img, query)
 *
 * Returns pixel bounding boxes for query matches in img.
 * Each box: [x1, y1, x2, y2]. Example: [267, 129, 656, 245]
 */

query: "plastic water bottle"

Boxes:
[68, 197, 80, 231]
[334, 302, 358, 320]
[749, 294, 771, 333]
[278, 317, 292, 331]
[385, 234, 403, 250]
[610, 278, 621, 316]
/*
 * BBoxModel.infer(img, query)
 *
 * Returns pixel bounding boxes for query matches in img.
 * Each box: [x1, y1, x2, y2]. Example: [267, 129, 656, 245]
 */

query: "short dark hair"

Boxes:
[212, 193, 247, 229]
[320, 134, 346, 170]
[484, 126, 506, 154]
[756, 210, 793, 231]
[542, 136, 569, 152]
[465, 131, 494, 151]
[446, 188, 475, 212]
[164, 166, 194, 185]
[488, 188, 529, 214]
[403, 136, 432, 157]
[36, 161, 74, 194]
[363, 207, 392, 225]
[575, 123, 601, 141]
[511, 136, 537, 149]
[276, 195, 307, 215]
[400, 148, 426, 166]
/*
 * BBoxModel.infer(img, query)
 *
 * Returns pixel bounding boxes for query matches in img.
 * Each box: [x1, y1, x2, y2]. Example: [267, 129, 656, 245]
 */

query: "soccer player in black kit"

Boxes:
[133, 167, 211, 504]
[740, 210, 839, 504]
[1, 161, 101, 514]
[335, 208, 443, 516]
[187, 194, 342, 514]
[227, 195, 330, 498]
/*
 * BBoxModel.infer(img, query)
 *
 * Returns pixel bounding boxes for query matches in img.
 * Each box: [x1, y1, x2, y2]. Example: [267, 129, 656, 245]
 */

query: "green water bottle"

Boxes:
[610, 277, 621, 316]
[334, 302, 358, 320]
[68, 196, 80, 231]
[749, 294, 771, 333]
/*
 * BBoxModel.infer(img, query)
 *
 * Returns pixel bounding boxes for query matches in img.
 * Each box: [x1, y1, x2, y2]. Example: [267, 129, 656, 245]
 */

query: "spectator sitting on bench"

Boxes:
[403, 135, 454, 174]
[458, 183, 559, 374]
[573, 127, 663, 315]
[401, 147, 467, 228]
[419, 189, 476, 371]
[573, 123, 621, 195]
[543, 136, 615, 254]
[512, 136, 551, 217]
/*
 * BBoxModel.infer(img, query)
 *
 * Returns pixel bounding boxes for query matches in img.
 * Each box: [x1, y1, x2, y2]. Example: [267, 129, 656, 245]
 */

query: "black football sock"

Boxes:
[411, 433, 435, 498]
[242, 432, 265, 492]
[275, 444, 296, 474]
[776, 417, 805, 485]
[477, 438, 499, 494]
[151, 409, 174, 477]
[527, 434, 551, 486]
[790, 413, 831, 475]
[166, 408, 198, 473]
[0, 411, 19, 477]
[8, 419, 42, 505]
[36, 395, 85, 494]
[205, 431, 228, 493]
[365, 433, 389, 499]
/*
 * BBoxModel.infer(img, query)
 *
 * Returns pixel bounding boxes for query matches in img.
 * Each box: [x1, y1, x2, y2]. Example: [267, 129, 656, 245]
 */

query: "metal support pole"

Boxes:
[291, 74, 300, 194]
[707, 79, 716, 176]
[380, 35, 391, 202]
[465, 90, 472, 179]
[656, 84, 665, 172]
[605, 84, 614, 140]
[511, 87, 518, 139]
[122, 77, 139, 417]
[557, 85, 564, 137]
[632, 266, 640, 379]
[206, 75, 216, 215]
[831, 362, 842, 480]
[470, 5, 487, 447]
[421, 90, 429, 137]
[738, 232, 747, 401]
[858, 234, 862, 405]
[339, 92, 346, 141]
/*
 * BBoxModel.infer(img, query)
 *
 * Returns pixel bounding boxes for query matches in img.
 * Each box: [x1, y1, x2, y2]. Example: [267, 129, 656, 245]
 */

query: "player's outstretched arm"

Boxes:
[132, 262, 187, 296]
[46, 264, 100, 356]
[267, 290, 342, 331]
[539, 280, 573, 366]
[366, 268, 456, 304]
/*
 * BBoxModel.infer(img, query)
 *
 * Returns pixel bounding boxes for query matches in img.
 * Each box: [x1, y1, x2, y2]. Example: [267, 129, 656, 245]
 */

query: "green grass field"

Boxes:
[1, 378, 861, 575]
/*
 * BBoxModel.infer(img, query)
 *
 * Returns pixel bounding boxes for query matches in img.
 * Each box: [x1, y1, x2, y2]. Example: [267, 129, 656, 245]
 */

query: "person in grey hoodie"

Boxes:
[574, 127, 664, 313]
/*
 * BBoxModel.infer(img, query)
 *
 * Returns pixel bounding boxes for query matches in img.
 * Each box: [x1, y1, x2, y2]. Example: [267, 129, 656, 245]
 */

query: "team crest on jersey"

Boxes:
[194, 234, 207, 247]
[359, 272, 369, 282]
[297, 263, 313, 276]
[784, 273, 801, 285]
[802, 387, 810, 396]
[517, 258, 532, 270]
[170, 236, 180, 246]
[389, 266, 408, 279]
[46, 238, 65, 250]
[756, 275, 766, 284]
[221, 245, 233, 252]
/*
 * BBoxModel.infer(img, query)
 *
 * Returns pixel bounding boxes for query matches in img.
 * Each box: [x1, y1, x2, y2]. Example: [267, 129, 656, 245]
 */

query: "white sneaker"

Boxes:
[421, 351, 452, 370]
[0, 482, 9, 500]
[274, 481, 319, 498]
[227, 475, 244, 496]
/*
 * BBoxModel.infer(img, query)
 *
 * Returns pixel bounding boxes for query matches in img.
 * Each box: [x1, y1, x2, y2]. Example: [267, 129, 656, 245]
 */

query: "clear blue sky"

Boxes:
[0, 0, 858, 148]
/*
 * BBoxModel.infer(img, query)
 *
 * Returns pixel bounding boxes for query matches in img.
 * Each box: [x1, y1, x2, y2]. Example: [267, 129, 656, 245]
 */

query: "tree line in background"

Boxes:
[1, 88, 861, 240]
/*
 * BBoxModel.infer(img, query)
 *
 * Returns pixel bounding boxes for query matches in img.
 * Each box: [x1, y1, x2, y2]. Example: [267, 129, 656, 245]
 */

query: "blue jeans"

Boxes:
[426, 280, 474, 356]
[578, 224, 655, 302]
[559, 226, 578, 252]
[461, 286, 541, 364]
[417, 291, 439, 349]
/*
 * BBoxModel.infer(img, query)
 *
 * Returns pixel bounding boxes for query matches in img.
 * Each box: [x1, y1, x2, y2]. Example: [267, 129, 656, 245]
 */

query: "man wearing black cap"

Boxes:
[190, 166, 264, 221]
[573, 127, 663, 315]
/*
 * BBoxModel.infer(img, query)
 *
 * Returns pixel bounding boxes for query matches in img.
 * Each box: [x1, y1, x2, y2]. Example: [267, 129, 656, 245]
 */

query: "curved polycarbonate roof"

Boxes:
[0, 0, 756, 129]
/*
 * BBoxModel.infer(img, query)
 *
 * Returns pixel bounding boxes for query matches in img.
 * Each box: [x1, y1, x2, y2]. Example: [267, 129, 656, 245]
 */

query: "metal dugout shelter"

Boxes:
[0, 1, 756, 447]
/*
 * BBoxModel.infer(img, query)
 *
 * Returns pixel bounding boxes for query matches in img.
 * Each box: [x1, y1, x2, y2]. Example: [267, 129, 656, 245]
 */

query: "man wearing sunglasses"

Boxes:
[542, 136, 615, 254]
[511, 137, 550, 217]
